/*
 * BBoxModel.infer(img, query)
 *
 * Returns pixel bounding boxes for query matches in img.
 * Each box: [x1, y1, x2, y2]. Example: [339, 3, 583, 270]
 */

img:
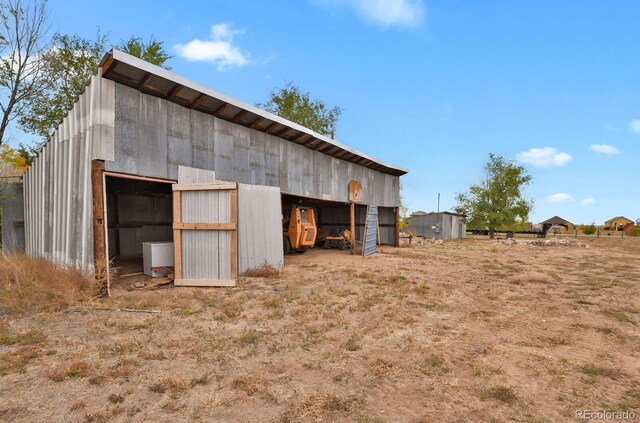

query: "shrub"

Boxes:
[582, 224, 597, 235]
[624, 225, 640, 237]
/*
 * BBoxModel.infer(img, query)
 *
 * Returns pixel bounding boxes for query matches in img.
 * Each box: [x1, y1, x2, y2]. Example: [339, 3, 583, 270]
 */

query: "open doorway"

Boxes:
[281, 193, 367, 254]
[104, 174, 175, 286]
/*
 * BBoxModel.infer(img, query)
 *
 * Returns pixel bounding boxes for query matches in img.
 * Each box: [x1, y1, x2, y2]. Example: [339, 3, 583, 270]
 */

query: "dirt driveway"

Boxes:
[1, 238, 639, 422]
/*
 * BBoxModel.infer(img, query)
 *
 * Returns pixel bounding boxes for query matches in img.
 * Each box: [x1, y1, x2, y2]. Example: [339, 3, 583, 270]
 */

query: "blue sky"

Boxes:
[8, 0, 640, 225]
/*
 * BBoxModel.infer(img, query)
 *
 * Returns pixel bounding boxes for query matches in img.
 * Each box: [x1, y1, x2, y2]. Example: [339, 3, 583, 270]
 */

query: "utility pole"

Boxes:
[437, 193, 440, 213]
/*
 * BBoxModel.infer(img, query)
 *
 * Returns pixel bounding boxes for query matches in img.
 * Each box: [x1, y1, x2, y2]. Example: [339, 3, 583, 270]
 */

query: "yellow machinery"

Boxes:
[283, 205, 317, 254]
[322, 229, 351, 250]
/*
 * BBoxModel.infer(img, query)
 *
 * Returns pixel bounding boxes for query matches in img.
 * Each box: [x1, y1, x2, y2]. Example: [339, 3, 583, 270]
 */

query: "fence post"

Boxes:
[575, 229, 577, 239]
[597, 229, 599, 239]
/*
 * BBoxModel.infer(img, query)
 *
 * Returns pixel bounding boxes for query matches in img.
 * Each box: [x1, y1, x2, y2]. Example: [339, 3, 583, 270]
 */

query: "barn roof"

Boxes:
[98, 49, 407, 177]
[604, 216, 632, 223]
[539, 215, 573, 225]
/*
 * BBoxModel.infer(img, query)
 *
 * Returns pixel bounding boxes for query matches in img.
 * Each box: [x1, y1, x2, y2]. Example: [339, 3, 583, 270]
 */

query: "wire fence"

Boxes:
[466, 229, 636, 241]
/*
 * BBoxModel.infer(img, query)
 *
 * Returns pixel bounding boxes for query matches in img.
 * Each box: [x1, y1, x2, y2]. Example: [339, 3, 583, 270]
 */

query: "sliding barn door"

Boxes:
[172, 182, 238, 286]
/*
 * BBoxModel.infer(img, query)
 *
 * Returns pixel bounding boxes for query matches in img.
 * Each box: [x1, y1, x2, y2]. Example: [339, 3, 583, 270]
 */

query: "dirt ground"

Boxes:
[1, 238, 639, 422]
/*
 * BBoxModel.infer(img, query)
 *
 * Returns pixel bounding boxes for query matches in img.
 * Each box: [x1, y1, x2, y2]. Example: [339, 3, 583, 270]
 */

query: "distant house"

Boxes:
[539, 216, 573, 234]
[604, 216, 633, 231]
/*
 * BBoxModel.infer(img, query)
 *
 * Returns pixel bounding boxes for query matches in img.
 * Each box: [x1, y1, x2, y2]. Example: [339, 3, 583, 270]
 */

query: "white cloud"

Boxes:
[581, 197, 596, 206]
[516, 147, 572, 167]
[316, 0, 426, 28]
[589, 144, 620, 155]
[546, 193, 573, 203]
[174, 23, 250, 71]
[631, 119, 640, 134]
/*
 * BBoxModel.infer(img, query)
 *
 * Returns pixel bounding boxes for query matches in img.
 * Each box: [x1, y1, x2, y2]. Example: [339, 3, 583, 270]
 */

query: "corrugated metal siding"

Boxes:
[109, 85, 400, 207]
[23, 70, 115, 271]
[363, 206, 378, 256]
[238, 184, 283, 274]
[181, 189, 231, 280]
[177, 167, 231, 280]
[1, 183, 25, 252]
[406, 213, 465, 241]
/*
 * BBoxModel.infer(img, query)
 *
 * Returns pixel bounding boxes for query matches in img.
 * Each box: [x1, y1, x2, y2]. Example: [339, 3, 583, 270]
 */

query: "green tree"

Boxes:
[18, 30, 108, 141]
[117, 36, 172, 69]
[0, 0, 50, 147]
[582, 223, 596, 235]
[257, 81, 342, 136]
[18, 31, 172, 143]
[454, 154, 533, 239]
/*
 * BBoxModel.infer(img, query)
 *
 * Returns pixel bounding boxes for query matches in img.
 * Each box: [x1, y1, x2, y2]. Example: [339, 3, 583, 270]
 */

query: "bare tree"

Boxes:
[0, 0, 50, 147]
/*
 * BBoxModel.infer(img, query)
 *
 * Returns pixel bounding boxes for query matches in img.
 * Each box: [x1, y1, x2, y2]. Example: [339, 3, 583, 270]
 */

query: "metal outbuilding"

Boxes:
[10, 49, 407, 287]
[405, 211, 466, 241]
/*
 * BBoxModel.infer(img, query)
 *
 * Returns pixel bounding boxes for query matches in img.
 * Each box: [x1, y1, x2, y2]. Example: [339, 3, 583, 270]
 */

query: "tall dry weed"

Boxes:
[0, 252, 98, 315]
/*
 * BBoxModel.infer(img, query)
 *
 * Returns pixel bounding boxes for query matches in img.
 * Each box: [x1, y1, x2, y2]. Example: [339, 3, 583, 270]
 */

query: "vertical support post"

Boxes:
[230, 187, 238, 280]
[395, 207, 400, 247]
[172, 190, 182, 280]
[350, 201, 355, 255]
[91, 160, 107, 295]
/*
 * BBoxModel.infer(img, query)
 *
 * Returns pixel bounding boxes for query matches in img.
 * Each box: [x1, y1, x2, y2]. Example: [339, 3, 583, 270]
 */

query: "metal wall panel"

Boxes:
[1, 183, 25, 252]
[109, 85, 400, 207]
[177, 166, 232, 281]
[406, 213, 466, 241]
[238, 183, 283, 274]
[22, 70, 115, 271]
[363, 205, 378, 256]
[378, 206, 396, 245]
[181, 189, 231, 280]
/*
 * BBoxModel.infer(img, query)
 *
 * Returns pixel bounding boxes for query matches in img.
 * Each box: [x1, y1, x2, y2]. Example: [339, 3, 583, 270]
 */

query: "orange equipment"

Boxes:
[283, 205, 317, 254]
[322, 229, 351, 250]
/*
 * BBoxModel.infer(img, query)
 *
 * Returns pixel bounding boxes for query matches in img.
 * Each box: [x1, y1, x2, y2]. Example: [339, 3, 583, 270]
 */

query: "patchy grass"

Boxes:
[580, 363, 623, 379]
[49, 360, 94, 382]
[149, 378, 188, 394]
[605, 309, 637, 325]
[1, 238, 639, 422]
[482, 385, 518, 404]
[0, 324, 46, 346]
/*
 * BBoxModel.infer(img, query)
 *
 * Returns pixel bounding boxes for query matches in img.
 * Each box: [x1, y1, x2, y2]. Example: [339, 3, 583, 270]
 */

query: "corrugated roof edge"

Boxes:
[99, 49, 408, 176]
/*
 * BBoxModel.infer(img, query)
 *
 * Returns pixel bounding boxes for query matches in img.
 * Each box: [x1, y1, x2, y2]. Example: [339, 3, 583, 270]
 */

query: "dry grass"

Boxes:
[242, 263, 281, 278]
[0, 238, 638, 422]
[0, 252, 98, 315]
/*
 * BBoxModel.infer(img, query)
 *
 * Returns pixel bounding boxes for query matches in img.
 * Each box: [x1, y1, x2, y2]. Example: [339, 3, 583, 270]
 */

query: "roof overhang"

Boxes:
[99, 49, 408, 177]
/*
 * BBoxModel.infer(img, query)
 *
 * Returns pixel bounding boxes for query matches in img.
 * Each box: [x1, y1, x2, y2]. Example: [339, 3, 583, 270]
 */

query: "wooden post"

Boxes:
[350, 202, 355, 255]
[91, 160, 107, 295]
[394, 207, 400, 247]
